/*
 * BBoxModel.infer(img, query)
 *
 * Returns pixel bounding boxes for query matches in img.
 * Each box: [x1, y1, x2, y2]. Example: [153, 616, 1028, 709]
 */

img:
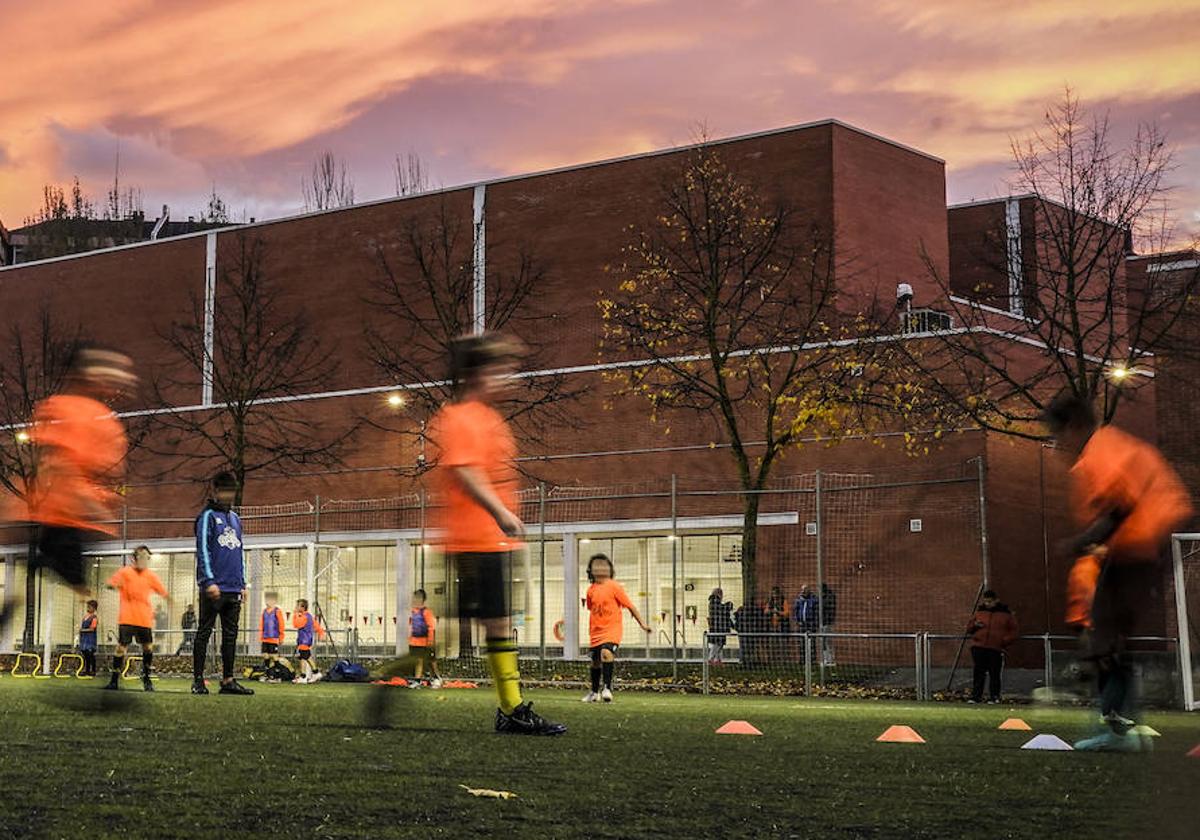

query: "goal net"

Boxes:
[1170, 534, 1200, 711]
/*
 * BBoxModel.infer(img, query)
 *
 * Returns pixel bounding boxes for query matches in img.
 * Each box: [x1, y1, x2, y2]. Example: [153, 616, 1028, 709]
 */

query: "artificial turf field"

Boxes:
[0, 679, 1197, 839]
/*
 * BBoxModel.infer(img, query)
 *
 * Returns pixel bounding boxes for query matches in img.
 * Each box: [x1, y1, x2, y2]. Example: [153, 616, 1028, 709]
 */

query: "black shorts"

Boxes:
[262, 642, 279, 654]
[453, 552, 510, 620]
[1088, 562, 1161, 659]
[118, 625, 153, 646]
[32, 526, 89, 587]
[590, 642, 619, 662]
[297, 649, 312, 661]
[412, 646, 435, 664]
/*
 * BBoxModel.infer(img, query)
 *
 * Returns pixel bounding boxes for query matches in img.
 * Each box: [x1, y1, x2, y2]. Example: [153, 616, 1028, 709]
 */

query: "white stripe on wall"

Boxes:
[1005, 198, 1024, 318]
[202, 233, 217, 406]
[472, 185, 486, 335]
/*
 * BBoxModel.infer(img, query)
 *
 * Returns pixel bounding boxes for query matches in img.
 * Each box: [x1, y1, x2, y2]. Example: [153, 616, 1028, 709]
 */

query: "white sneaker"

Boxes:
[601, 688, 613, 703]
[582, 691, 599, 703]
[310, 671, 323, 683]
[431, 678, 443, 689]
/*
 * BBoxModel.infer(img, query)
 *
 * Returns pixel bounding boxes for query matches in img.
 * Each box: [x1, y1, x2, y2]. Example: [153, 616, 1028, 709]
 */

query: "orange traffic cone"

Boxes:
[1187, 744, 1200, 758]
[998, 718, 1032, 731]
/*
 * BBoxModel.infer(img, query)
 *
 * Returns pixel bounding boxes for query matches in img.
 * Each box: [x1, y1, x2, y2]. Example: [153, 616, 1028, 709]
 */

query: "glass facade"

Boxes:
[4, 533, 746, 660]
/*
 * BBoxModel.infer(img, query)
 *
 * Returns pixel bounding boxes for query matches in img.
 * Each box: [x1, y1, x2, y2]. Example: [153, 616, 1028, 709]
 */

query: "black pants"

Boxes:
[81, 650, 97, 676]
[1087, 563, 1159, 730]
[193, 593, 241, 680]
[971, 647, 1003, 701]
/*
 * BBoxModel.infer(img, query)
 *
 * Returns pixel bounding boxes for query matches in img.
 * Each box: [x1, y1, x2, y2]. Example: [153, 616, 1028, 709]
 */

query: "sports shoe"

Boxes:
[142, 676, 155, 692]
[218, 680, 255, 696]
[191, 679, 209, 695]
[431, 678, 443, 689]
[310, 671, 324, 683]
[987, 698, 1000, 705]
[601, 688, 613, 703]
[102, 676, 120, 691]
[1073, 731, 1142, 752]
[293, 676, 307, 684]
[495, 702, 567, 736]
[581, 691, 599, 703]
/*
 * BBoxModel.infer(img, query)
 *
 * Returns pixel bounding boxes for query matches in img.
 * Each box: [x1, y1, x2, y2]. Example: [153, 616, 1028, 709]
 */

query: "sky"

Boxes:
[1, 0, 1198, 243]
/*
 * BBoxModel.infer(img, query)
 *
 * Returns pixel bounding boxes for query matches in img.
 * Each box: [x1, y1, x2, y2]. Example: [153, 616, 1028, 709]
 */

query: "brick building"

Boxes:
[0, 121, 1187, 664]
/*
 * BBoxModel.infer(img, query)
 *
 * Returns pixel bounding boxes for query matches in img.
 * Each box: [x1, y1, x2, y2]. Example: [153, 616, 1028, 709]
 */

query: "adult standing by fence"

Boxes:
[706, 588, 733, 664]
[967, 589, 1017, 703]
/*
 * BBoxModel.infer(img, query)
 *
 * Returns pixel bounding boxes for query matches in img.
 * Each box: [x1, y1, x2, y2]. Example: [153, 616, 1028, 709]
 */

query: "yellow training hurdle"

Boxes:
[54, 653, 85, 678]
[11, 652, 43, 678]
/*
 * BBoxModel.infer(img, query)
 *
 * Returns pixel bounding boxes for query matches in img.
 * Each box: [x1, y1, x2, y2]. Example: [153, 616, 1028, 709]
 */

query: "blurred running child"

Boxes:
[104, 545, 169, 692]
[79, 599, 99, 677]
[409, 589, 442, 687]
[292, 598, 325, 684]
[582, 553, 651, 703]
[1044, 392, 1192, 750]
[0, 347, 135, 634]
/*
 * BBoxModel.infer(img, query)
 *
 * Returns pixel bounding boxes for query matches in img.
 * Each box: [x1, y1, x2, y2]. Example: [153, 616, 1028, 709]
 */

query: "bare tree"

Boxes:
[201, 184, 230, 224]
[903, 91, 1200, 439]
[0, 308, 85, 647]
[394, 151, 431, 197]
[148, 235, 355, 504]
[364, 197, 584, 474]
[301, 150, 355, 212]
[598, 143, 884, 597]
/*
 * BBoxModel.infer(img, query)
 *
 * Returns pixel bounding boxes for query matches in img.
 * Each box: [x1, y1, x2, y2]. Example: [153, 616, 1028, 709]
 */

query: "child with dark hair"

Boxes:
[292, 598, 325, 684]
[582, 553, 651, 703]
[1043, 391, 1192, 750]
[79, 600, 99, 677]
[408, 589, 441, 687]
[104, 545, 169, 692]
[192, 471, 253, 696]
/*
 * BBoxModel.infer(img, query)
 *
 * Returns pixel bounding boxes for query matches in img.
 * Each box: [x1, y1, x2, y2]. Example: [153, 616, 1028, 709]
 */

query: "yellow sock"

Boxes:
[486, 640, 522, 715]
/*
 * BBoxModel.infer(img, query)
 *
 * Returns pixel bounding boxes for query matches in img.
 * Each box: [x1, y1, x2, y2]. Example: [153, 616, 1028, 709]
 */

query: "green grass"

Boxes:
[0, 677, 1197, 839]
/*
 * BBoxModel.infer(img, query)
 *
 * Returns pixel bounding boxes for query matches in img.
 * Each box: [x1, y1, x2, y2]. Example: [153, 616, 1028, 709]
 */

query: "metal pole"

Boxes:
[1172, 537, 1195, 711]
[314, 495, 321, 545]
[804, 633, 813, 697]
[1043, 633, 1053, 694]
[815, 470, 825, 685]
[914, 634, 922, 700]
[538, 482, 547, 675]
[419, 489, 427, 590]
[121, 502, 128, 550]
[976, 456, 990, 587]
[671, 474, 679, 682]
[702, 632, 710, 695]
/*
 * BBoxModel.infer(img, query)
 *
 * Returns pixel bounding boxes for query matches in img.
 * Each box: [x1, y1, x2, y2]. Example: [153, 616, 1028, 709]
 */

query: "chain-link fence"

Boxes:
[2, 462, 1193, 706]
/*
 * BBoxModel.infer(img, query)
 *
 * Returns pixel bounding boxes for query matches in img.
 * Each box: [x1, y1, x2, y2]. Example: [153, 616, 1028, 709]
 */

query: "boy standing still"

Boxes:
[79, 600, 99, 677]
[104, 545, 169, 692]
[408, 589, 441, 687]
[292, 599, 325, 684]
[260, 592, 286, 678]
[192, 472, 254, 696]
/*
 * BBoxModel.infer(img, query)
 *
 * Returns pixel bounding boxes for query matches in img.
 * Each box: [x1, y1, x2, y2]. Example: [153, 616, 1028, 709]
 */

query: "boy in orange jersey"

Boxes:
[425, 333, 564, 735]
[582, 553, 651, 703]
[408, 589, 442, 687]
[103, 545, 170, 692]
[0, 347, 135, 636]
[292, 598, 325, 684]
[1044, 392, 1193, 751]
[259, 591, 286, 679]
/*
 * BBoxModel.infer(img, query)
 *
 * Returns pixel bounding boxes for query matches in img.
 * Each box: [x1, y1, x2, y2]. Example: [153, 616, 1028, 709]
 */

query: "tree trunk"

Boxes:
[22, 530, 37, 650]
[741, 492, 760, 602]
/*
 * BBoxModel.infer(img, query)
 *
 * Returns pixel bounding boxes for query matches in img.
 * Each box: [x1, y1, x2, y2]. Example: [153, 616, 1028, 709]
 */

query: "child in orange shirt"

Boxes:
[292, 599, 325, 684]
[103, 545, 170, 691]
[583, 553, 651, 703]
[408, 589, 442, 687]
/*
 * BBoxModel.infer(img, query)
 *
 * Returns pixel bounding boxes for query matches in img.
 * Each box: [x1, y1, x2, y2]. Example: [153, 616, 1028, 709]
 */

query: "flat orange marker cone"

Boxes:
[716, 720, 763, 736]
[998, 718, 1032, 731]
[876, 725, 925, 743]
[1187, 744, 1200, 758]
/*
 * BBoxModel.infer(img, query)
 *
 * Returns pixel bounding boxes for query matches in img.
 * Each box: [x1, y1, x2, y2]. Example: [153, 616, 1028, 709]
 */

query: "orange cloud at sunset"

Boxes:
[0, 0, 1197, 240]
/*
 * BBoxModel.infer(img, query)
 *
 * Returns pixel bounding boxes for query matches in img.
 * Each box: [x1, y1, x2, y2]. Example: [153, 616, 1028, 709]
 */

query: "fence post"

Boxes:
[702, 631, 709, 695]
[804, 633, 813, 697]
[314, 495, 321, 546]
[394, 538, 411, 657]
[671, 474, 679, 682]
[815, 470, 825, 686]
[1171, 536, 1195, 711]
[419, 489, 427, 590]
[121, 502, 128, 550]
[1043, 633, 1053, 694]
[914, 633, 923, 701]
[538, 482, 547, 676]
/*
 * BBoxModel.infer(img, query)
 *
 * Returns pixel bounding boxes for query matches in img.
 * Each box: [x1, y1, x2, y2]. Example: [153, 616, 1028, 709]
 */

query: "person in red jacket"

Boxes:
[967, 590, 1018, 704]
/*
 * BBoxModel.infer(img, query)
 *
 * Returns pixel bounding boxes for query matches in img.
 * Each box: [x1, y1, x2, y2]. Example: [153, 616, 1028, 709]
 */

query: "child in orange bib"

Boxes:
[582, 553, 651, 703]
